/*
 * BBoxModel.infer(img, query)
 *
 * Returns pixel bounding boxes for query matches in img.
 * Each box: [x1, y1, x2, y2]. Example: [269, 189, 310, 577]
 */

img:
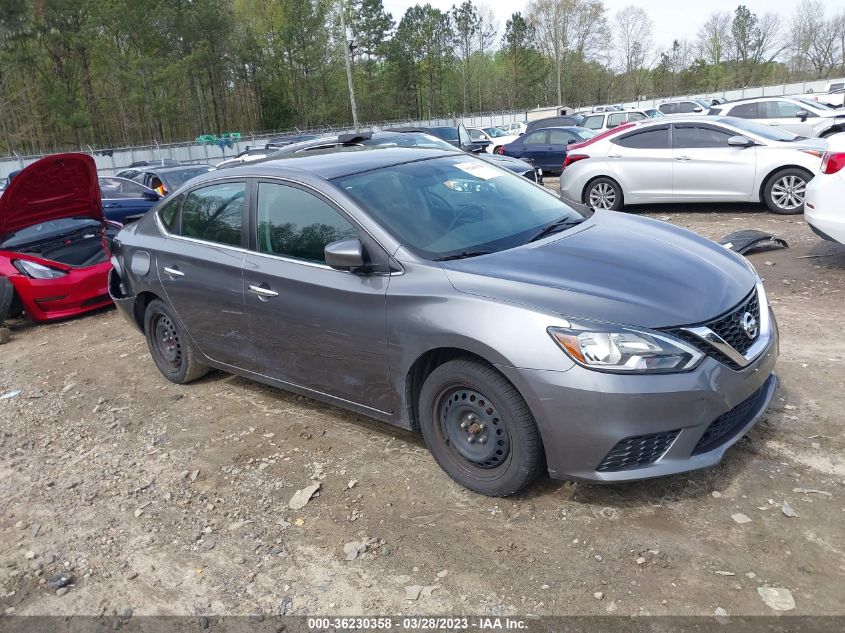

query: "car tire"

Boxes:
[0, 276, 14, 324]
[143, 299, 209, 384]
[763, 168, 813, 215]
[418, 358, 545, 497]
[584, 177, 623, 210]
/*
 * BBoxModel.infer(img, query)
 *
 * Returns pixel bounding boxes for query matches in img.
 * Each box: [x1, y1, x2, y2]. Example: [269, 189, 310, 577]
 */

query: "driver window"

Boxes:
[256, 183, 358, 263]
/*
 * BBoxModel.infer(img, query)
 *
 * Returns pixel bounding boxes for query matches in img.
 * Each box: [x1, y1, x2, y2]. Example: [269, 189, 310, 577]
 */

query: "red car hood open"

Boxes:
[0, 153, 103, 240]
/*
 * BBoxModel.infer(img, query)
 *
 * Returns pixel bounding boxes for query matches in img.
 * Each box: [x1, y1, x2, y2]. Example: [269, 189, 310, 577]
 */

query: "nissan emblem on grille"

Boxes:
[741, 311, 758, 340]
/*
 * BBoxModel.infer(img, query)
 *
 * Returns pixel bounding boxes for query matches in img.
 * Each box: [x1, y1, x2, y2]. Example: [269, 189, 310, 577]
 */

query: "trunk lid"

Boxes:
[0, 153, 103, 240]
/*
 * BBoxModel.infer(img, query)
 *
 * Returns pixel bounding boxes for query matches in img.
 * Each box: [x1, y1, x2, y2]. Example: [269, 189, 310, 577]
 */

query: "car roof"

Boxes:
[147, 164, 212, 174]
[206, 147, 462, 181]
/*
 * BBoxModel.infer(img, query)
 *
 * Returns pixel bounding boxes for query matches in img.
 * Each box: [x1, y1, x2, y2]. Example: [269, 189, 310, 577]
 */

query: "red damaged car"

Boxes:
[0, 153, 118, 323]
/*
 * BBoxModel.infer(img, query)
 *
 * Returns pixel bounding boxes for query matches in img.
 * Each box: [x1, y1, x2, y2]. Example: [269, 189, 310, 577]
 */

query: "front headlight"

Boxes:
[548, 324, 703, 373]
[12, 260, 68, 279]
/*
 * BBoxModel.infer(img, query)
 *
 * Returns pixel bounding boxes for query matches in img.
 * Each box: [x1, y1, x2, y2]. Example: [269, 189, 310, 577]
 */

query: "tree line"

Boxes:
[1, 0, 843, 156]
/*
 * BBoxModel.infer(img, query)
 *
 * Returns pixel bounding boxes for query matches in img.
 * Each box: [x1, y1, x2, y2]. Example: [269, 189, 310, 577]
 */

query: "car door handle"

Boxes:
[248, 284, 279, 299]
[675, 156, 692, 161]
[608, 155, 622, 159]
[103, 202, 118, 208]
[163, 266, 184, 278]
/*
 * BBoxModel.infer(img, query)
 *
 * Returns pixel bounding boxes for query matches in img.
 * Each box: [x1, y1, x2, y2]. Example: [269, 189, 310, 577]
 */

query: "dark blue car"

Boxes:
[497, 126, 596, 175]
[98, 177, 161, 224]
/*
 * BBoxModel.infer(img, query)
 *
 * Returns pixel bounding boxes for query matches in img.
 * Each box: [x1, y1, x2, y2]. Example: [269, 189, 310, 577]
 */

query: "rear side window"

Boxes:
[256, 182, 357, 263]
[158, 193, 185, 233]
[523, 131, 547, 145]
[674, 125, 733, 148]
[582, 115, 604, 129]
[728, 102, 759, 118]
[613, 126, 670, 149]
[180, 182, 245, 247]
[607, 113, 627, 127]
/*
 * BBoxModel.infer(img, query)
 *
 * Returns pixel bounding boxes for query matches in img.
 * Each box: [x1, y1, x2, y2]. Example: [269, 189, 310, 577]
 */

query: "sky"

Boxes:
[382, 0, 799, 52]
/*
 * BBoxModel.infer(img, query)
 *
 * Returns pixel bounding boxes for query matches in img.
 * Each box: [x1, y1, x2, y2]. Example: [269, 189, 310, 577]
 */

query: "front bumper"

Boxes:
[498, 310, 779, 482]
[7, 261, 112, 322]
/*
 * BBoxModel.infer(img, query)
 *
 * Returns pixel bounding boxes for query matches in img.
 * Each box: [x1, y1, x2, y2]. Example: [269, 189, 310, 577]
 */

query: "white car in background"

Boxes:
[499, 121, 527, 136]
[805, 135, 845, 244]
[709, 97, 845, 138]
[467, 126, 521, 153]
[216, 147, 271, 168]
[579, 108, 665, 132]
[558, 116, 826, 214]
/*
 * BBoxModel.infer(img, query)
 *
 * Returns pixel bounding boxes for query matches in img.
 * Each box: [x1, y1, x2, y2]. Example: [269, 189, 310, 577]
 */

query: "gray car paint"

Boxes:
[109, 148, 778, 483]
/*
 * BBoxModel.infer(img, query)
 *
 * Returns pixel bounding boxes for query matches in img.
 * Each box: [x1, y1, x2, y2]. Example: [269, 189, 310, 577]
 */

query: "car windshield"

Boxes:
[796, 98, 833, 111]
[161, 167, 214, 189]
[332, 155, 586, 260]
[645, 109, 665, 118]
[430, 127, 459, 141]
[695, 99, 712, 109]
[367, 133, 456, 151]
[721, 117, 799, 142]
[572, 128, 598, 140]
[483, 127, 509, 138]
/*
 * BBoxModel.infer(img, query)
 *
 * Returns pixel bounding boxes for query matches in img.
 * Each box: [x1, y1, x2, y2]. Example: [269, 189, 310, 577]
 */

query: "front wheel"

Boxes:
[763, 168, 812, 215]
[584, 177, 623, 210]
[143, 299, 209, 384]
[418, 358, 545, 496]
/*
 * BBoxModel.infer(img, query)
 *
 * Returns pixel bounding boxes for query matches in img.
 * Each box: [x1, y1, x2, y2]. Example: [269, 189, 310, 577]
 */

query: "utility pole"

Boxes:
[339, 0, 360, 132]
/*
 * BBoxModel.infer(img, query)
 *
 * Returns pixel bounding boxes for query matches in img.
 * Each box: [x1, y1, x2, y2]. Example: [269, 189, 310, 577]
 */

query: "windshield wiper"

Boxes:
[435, 250, 494, 261]
[528, 217, 583, 243]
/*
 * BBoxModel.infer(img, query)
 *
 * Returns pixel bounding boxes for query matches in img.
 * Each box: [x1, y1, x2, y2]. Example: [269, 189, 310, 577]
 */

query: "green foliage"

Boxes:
[0, 0, 840, 155]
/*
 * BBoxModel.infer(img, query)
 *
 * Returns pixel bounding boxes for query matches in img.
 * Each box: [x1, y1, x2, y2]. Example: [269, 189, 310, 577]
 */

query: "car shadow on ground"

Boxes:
[201, 369, 759, 510]
[623, 202, 770, 215]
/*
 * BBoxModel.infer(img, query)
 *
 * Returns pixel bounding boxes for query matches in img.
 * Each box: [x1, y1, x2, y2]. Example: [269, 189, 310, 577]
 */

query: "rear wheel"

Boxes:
[763, 168, 812, 215]
[143, 299, 209, 384]
[584, 177, 623, 210]
[418, 358, 545, 496]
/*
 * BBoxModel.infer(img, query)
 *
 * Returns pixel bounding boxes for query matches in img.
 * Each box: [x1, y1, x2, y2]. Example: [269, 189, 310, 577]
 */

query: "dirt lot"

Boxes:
[1, 194, 843, 620]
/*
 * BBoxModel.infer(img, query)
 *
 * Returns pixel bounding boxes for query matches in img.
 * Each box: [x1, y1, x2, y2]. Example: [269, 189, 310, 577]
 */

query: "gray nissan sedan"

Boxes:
[109, 147, 778, 496]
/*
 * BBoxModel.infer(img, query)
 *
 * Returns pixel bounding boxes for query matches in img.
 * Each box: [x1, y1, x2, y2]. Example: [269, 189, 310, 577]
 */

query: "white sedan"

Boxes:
[467, 126, 521, 154]
[558, 116, 826, 214]
[805, 134, 845, 244]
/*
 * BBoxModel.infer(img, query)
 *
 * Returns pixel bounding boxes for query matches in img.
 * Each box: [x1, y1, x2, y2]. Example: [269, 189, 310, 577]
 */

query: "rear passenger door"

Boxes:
[155, 180, 256, 371]
[241, 180, 394, 413]
[606, 125, 673, 201]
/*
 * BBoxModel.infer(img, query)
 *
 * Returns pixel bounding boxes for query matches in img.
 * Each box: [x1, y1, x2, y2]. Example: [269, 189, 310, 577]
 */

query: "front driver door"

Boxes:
[671, 123, 756, 200]
[241, 180, 393, 413]
[156, 180, 257, 371]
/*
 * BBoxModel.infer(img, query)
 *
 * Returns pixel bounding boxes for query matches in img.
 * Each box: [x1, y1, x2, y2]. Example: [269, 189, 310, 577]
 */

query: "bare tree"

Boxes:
[790, 1, 838, 76]
[527, 0, 607, 106]
[697, 12, 731, 64]
[474, 3, 497, 110]
[614, 5, 654, 99]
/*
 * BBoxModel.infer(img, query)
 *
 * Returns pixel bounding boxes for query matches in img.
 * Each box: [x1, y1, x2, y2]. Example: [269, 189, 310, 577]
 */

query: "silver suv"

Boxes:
[710, 97, 845, 138]
[658, 99, 711, 115]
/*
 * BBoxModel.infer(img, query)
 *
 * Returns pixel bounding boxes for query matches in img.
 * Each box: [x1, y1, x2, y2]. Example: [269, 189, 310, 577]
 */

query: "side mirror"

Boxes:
[142, 190, 161, 200]
[693, 106, 703, 113]
[567, 138, 577, 144]
[468, 145, 486, 154]
[796, 110, 809, 121]
[727, 135, 755, 148]
[325, 238, 365, 272]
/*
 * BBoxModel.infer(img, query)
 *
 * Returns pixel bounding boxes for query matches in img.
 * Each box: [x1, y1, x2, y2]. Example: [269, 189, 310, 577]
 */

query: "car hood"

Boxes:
[0, 153, 103, 239]
[481, 154, 534, 172]
[441, 211, 757, 329]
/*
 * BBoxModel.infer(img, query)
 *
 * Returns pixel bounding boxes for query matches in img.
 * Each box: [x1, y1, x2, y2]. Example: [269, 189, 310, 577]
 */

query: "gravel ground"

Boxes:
[0, 195, 843, 620]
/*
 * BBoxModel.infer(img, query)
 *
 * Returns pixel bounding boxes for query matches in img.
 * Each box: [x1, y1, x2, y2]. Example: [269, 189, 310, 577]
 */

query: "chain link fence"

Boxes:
[2, 75, 843, 179]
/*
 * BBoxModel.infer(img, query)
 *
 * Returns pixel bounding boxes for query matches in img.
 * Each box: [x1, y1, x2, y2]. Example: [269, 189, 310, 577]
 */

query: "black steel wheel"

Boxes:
[418, 358, 545, 496]
[143, 299, 209, 384]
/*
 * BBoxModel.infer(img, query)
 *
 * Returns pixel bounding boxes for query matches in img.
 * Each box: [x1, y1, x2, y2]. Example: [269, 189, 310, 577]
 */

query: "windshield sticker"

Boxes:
[453, 162, 502, 180]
